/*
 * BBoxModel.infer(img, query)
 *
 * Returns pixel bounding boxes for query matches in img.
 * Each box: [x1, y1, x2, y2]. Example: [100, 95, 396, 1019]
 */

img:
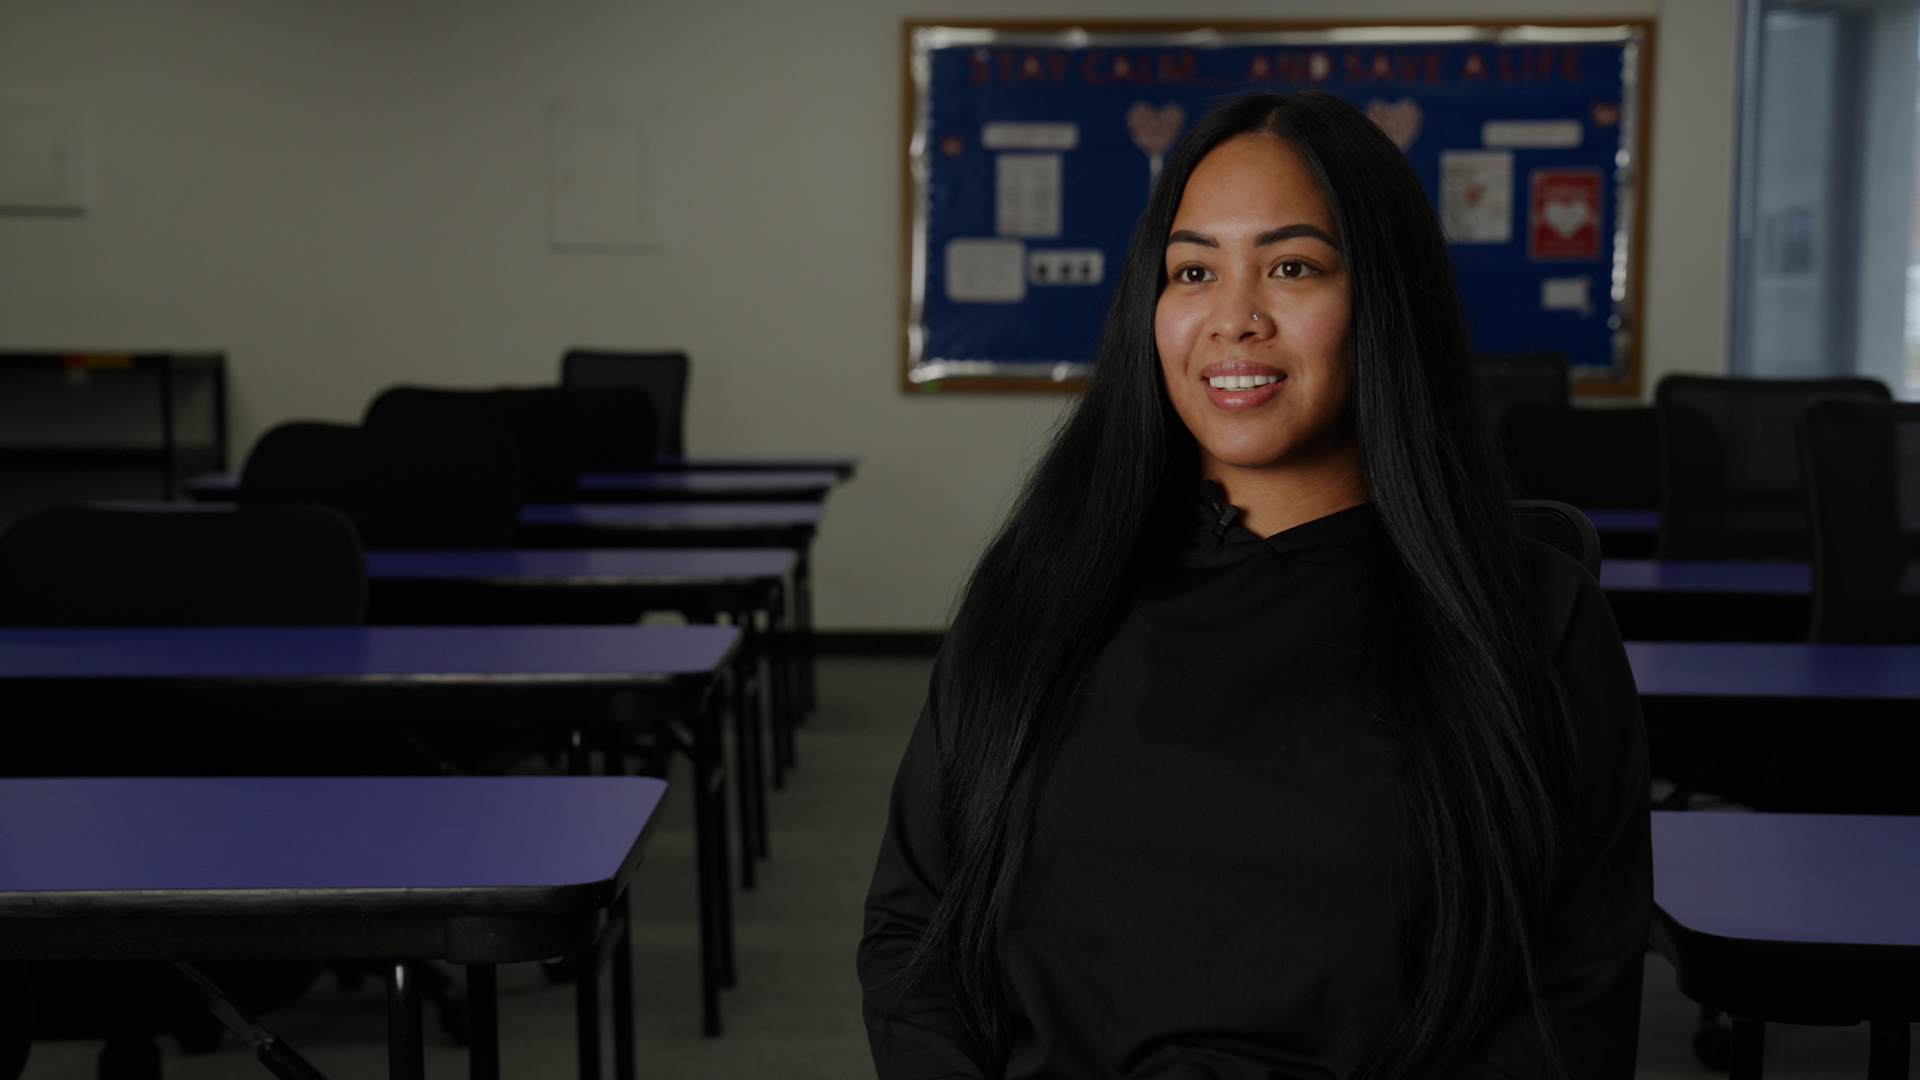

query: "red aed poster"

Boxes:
[1529, 169, 1602, 259]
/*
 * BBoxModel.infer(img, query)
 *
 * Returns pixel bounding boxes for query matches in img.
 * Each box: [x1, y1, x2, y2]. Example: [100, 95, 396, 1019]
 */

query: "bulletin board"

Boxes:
[901, 22, 1653, 396]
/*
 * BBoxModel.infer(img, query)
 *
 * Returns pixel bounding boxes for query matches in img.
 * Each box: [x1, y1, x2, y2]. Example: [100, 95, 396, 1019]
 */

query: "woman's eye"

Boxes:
[1172, 265, 1212, 284]
[1274, 259, 1312, 279]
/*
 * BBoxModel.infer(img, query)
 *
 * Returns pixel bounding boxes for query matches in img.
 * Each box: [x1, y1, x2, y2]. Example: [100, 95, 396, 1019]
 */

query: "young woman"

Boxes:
[860, 91, 1649, 1080]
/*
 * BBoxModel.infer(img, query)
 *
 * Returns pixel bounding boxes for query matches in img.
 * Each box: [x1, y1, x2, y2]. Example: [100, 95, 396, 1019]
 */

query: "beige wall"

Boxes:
[0, 0, 1737, 629]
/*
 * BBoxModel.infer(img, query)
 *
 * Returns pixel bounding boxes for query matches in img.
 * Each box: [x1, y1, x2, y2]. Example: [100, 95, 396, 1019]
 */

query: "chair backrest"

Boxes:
[239, 420, 522, 549]
[0, 504, 366, 626]
[561, 350, 689, 456]
[1799, 398, 1920, 643]
[1475, 352, 1570, 432]
[571, 387, 660, 472]
[1655, 374, 1891, 560]
[1512, 500, 1602, 579]
[363, 386, 581, 501]
[1499, 404, 1660, 510]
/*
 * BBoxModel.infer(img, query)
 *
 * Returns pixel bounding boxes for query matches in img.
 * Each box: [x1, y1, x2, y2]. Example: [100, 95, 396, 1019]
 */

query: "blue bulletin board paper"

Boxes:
[903, 23, 1650, 394]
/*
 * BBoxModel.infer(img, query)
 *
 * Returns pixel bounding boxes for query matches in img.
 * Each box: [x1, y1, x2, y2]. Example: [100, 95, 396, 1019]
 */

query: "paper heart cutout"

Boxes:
[1127, 102, 1186, 157]
[1542, 198, 1592, 237]
[1365, 98, 1422, 151]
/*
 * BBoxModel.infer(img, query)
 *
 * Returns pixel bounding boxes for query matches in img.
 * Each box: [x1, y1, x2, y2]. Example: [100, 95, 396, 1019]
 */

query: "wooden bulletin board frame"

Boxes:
[900, 20, 1655, 397]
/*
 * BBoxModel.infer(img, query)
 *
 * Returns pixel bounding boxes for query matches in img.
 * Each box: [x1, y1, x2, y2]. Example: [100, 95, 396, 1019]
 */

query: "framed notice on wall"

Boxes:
[901, 22, 1652, 395]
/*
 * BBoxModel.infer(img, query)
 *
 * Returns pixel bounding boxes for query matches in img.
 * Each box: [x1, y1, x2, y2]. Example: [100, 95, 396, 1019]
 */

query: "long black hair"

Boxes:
[918, 91, 1577, 1078]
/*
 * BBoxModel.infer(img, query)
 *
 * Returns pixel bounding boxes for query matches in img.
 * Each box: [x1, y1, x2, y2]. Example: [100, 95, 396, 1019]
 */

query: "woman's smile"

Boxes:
[1200, 361, 1285, 409]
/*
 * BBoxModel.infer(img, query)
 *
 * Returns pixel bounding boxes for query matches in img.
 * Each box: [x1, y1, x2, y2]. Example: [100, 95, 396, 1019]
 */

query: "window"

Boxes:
[1730, 0, 1920, 391]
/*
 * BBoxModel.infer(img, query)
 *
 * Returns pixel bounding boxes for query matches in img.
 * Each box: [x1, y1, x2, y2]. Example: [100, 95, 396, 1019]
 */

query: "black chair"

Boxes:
[0, 504, 365, 1080]
[0, 504, 365, 626]
[1499, 404, 1661, 510]
[239, 421, 523, 549]
[1475, 352, 1570, 433]
[572, 387, 660, 472]
[1656, 375, 1891, 560]
[1800, 398, 1920, 643]
[363, 386, 579, 501]
[1513, 500, 1601, 579]
[562, 350, 689, 457]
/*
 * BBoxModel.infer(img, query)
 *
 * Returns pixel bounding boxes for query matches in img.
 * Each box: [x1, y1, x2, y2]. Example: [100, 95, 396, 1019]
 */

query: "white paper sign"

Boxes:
[946, 238, 1027, 303]
[1028, 248, 1104, 286]
[1541, 275, 1593, 317]
[549, 105, 656, 251]
[1440, 150, 1513, 244]
[982, 122, 1078, 151]
[1483, 120, 1583, 149]
[0, 100, 85, 212]
[996, 153, 1061, 238]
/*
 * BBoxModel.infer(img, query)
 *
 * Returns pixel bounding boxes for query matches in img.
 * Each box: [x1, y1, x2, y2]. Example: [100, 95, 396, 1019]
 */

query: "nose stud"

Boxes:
[1251, 313, 1259, 322]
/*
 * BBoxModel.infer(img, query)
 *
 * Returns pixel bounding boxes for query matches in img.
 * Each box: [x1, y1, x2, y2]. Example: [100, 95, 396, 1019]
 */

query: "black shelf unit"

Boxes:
[0, 353, 227, 520]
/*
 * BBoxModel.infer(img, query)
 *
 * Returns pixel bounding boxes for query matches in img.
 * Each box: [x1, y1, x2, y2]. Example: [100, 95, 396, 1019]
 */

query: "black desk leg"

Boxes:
[752, 599, 775, 853]
[467, 965, 499, 1080]
[1869, 1020, 1909, 1080]
[612, 891, 635, 1080]
[388, 962, 425, 1080]
[795, 547, 816, 718]
[575, 938, 601, 1080]
[691, 683, 733, 1035]
[731, 634, 755, 888]
[1728, 1017, 1763, 1080]
[734, 610, 767, 884]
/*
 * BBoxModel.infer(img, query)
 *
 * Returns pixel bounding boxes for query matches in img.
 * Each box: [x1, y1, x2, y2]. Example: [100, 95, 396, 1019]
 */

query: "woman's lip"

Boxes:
[1205, 377, 1282, 411]
[1199, 361, 1283, 379]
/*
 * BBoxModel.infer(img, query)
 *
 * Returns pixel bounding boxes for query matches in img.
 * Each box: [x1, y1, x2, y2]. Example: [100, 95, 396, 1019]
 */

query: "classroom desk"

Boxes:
[1584, 507, 1660, 558]
[0, 625, 743, 1036]
[1601, 559, 1810, 642]
[1626, 640, 1920, 701]
[574, 470, 838, 503]
[1651, 810, 1920, 1079]
[364, 548, 797, 885]
[0, 775, 664, 1080]
[517, 502, 825, 715]
[650, 454, 859, 479]
[1630, 641, 1920, 816]
[184, 472, 238, 502]
[1602, 560, 1810, 594]
[185, 456, 859, 503]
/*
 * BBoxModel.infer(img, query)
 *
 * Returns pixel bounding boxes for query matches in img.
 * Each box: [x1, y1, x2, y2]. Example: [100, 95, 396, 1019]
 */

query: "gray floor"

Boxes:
[17, 658, 1900, 1078]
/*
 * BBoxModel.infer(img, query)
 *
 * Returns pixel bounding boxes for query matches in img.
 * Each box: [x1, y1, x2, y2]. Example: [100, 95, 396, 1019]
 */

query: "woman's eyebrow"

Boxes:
[1167, 230, 1216, 248]
[1166, 224, 1337, 248]
[1255, 223, 1335, 246]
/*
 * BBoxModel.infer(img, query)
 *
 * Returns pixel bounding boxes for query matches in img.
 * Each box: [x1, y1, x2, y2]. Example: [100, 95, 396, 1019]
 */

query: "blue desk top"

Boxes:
[0, 624, 738, 682]
[189, 457, 859, 494]
[185, 473, 239, 495]
[1654, 810, 1920, 946]
[366, 548, 795, 583]
[1601, 559, 1811, 595]
[1626, 641, 1920, 700]
[577, 470, 838, 494]
[1584, 508, 1660, 533]
[0, 775, 665, 913]
[520, 502, 823, 528]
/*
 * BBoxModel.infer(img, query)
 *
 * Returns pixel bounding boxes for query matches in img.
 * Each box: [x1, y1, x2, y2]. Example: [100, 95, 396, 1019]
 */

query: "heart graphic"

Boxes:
[1542, 197, 1592, 237]
[1365, 98, 1422, 151]
[1127, 102, 1186, 157]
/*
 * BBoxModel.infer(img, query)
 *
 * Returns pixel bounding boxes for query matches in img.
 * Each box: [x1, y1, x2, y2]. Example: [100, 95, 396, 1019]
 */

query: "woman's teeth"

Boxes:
[1208, 374, 1279, 389]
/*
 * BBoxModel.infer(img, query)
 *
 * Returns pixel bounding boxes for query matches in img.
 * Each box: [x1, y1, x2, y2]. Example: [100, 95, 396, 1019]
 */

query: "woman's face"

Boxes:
[1155, 134, 1352, 475]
